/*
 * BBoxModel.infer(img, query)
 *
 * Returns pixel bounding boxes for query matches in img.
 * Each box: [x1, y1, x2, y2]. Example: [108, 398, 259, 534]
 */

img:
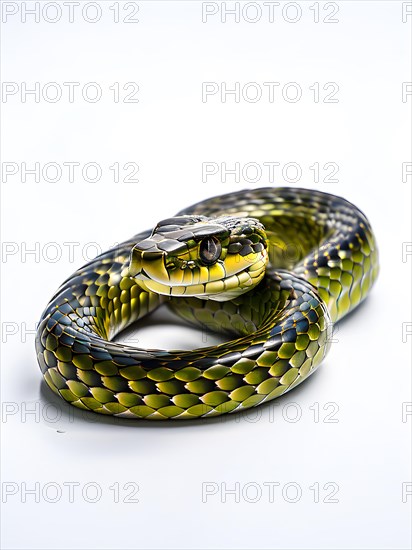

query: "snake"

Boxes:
[35, 187, 379, 420]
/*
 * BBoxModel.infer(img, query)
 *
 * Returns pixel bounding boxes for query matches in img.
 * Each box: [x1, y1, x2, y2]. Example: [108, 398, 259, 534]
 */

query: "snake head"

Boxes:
[129, 215, 269, 301]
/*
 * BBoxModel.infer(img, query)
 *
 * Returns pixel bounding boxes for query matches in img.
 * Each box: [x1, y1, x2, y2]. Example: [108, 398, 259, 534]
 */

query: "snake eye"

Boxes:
[199, 237, 221, 265]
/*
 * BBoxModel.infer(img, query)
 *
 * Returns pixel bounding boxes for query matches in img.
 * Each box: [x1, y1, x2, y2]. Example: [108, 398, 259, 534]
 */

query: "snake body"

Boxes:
[35, 187, 379, 419]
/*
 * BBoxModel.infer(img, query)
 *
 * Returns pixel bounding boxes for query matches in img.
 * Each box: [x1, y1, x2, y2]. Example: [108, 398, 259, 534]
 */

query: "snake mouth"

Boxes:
[129, 249, 167, 279]
[139, 267, 267, 300]
[129, 245, 268, 300]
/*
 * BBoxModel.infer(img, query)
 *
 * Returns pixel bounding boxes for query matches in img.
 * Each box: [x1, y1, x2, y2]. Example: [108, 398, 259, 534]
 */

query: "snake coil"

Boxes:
[35, 188, 379, 419]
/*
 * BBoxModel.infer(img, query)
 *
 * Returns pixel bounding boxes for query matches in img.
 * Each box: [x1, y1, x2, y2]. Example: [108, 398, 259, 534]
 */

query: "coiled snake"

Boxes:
[36, 188, 379, 419]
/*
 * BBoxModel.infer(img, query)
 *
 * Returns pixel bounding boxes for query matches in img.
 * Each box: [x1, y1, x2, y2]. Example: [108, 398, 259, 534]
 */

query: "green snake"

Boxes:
[35, 187, 379, 419]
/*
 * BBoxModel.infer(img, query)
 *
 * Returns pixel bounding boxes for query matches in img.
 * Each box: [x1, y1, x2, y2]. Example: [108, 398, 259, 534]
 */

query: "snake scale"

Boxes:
[35, 187, 379, 420]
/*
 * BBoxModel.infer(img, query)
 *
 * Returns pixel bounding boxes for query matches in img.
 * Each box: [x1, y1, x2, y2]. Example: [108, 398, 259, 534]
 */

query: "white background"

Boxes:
[1, 1, 411, 549]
